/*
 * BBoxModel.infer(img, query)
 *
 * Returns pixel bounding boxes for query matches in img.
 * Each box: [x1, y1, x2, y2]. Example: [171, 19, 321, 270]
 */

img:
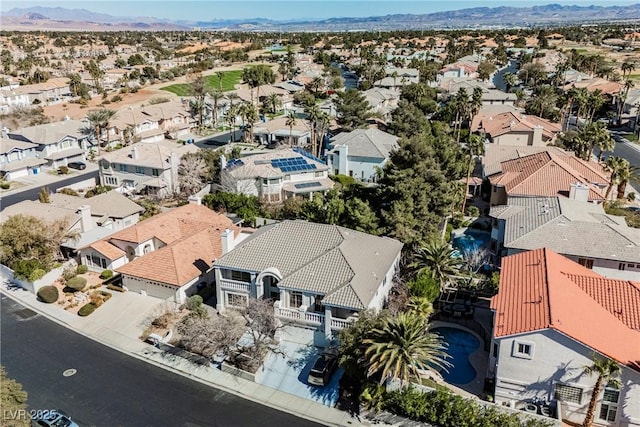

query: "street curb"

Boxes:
[0, 288, 354, 427]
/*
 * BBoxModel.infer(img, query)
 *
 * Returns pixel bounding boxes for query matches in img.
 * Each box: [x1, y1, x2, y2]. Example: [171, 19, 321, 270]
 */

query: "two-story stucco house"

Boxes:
[327, 128, 399, 182]
[220, 148, 333, 203]
[489, 196, 640, 280]
[489, 248, 640, 427]
[7, 119, 89, 170]
[471, 109, 562, 146]
[0, 136, 47, 180]
[99, 141, 198, 197]
[78, 201, 244, 303]
[213, 220, 403, 344]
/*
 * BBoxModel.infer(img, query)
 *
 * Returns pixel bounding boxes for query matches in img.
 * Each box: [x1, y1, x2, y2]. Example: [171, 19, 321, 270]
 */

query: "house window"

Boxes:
[290, 291, 303, 308]
[135, 166, 144, 174]
[512, 341, 533, 359]
[119, 164, 127, 172]
[230, 270, 251, 283]
[578, 258, 594, 269]
[554, 383, 583, 404]
[618, 263, 625, 271]
[599, 387, 620, 422]
[313, 295, 324, 313]
[227, 293, 247, 307]
[314, 171, 323, 178]
[104, 176, 118, 186]
[152, 168, 160, 177]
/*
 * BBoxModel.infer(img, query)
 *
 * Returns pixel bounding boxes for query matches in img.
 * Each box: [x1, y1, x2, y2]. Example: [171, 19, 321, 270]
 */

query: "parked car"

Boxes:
[308, 351, 338, 386]
[67, 162, 86, 170]
[33, 410, 79, 427]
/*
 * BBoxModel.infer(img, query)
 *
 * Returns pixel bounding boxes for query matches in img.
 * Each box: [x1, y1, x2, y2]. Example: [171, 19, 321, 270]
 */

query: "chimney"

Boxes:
[221, 228, 235, 254]
[77, 205, 94, 232]
[131, 146, 138, 159]
[569, 183, 589, 202]
[188, 195, 201, 205]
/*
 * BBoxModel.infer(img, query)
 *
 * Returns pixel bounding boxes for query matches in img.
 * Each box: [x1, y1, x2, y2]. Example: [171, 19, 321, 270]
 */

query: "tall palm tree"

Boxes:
[502, 72, 516, 93]
[216, 71, 225, 91]
[603, 156, 628, 201]
[226, 93, 240, 142]
[620, 61, 635, 79]
[86, 109, 117, 154]
[586, 89, 605, 123]
[190, 98, 206, 130]
[615, 162, 639, 200]
[453, 88, 470, 143]
[264, 93, 282, 114]
[362, 312, 450, 385]
[305, 104, 321, 156]
[285, 110, 297, 147]
[461, 134, 485, 214]
[581, 356, 621, 427]
[616, 80, 635, 125]
[209, 89, 225, 129]
[411, 240, 462, 291]
[582, 122, 614, 162]
[67, 73, 83, 97]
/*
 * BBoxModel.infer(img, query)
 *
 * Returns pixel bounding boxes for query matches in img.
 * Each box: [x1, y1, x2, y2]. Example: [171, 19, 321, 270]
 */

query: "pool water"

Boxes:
[432, 327, 480, 385]
[452, 232, 490, 258]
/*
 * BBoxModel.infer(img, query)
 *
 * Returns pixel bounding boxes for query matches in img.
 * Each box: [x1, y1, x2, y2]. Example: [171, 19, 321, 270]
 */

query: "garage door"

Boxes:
[122, 275, 177, 300]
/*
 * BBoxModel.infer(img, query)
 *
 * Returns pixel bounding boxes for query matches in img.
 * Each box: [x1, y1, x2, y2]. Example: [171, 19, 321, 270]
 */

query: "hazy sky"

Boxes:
[2, 0, 638, 21]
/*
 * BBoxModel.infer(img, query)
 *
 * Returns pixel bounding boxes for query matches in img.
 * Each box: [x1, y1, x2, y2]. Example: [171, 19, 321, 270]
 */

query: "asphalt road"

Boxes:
[0, 170, 99, 209]
[0, 295, 322, 427]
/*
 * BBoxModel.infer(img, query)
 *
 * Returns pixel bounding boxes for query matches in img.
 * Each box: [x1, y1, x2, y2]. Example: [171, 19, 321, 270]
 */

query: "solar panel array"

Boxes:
[226, 159, 244, 171]
[270, 156, 317, 173]
[294, 181, 322, 189]
[293, 147, 324, 164]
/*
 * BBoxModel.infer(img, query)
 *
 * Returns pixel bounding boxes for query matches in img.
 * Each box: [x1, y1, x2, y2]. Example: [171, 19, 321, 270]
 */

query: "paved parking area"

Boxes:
[258, 340, 343, 407]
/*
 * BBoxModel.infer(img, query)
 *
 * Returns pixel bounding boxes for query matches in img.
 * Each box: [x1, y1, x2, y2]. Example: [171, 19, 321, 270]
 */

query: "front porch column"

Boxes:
[324, 306, 332, 339]
[214, 268, 225, 312]
[280, 289, 288, 307]
[252, 273, 263, 299]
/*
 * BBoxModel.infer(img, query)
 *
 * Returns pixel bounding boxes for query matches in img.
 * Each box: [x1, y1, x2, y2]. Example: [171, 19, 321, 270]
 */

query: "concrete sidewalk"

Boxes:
[0, 284, 361, 427]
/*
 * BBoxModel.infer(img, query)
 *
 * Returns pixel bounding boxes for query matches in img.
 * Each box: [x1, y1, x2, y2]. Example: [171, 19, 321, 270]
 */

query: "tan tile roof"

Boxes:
[49, 191, 144, 219]
[101, 140, 198, 169]
[490, 151, 609, 201]
[88, 240, 125, 260]
[491, 248, 640, 370]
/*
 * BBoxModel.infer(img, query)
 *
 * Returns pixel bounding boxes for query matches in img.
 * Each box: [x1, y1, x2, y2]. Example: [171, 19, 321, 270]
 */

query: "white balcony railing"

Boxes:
[330, 317, 352, 330]
[219, 278, 250, 293]
[277, 306, 323, 325]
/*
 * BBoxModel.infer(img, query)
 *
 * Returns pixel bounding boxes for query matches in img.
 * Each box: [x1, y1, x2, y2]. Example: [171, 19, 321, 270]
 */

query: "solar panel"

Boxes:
[294, 181, 322, 189]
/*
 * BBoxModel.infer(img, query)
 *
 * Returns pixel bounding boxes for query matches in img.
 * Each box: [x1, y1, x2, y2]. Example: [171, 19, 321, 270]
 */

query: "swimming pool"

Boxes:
[452, 231, 490, 257]
[432, 326, 480, 385]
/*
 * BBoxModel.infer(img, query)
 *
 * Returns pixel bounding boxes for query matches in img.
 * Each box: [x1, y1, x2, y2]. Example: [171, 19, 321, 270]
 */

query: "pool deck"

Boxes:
[430, 320, 489, 398]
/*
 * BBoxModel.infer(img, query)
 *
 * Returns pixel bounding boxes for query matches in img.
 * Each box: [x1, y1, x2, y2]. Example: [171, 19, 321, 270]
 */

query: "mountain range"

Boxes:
[2, 3, 640, 31]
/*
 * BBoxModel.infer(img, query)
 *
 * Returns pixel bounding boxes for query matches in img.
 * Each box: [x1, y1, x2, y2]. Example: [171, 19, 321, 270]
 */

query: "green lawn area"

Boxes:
[160, 70, 243, 96]
[621, 132, 639, 143]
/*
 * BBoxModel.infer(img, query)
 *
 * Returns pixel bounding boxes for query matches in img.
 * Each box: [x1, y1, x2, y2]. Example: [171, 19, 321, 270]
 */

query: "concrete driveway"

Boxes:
[258, 340, 343, 407]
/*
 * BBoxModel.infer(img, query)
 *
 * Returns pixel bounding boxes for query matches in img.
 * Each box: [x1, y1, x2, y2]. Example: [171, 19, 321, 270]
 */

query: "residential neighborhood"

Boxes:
[1, 6, 639, 427]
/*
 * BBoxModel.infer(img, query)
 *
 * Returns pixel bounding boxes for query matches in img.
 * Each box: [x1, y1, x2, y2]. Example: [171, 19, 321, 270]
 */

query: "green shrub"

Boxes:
[408, 270, 440, 303]
[66, 276, 87, 291]
[76, 265, 88, 274]
[466, 205, 480, 217]
[58, 187, 79, 196]
[62, 265, 77, 281]
[58, 166, 69, 175]
[111, 95, 123, 102]
[0, 181, 10, 189]
[12, 259, 46, 281]
[37, 286, 59, 303]
[99, 270, 113, 280]
[78, 303, 96, 316]
[106, 284, 125, 292]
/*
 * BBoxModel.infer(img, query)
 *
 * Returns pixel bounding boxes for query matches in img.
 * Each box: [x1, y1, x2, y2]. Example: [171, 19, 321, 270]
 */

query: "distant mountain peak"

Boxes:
[23, 12, 49, 20]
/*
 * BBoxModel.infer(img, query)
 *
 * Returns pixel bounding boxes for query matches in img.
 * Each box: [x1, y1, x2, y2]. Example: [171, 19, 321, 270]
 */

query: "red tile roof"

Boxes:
[108, 204, 231, 245]
[472, 111, 562, 141]
[491, 248, 640, 369]
[88, 240, 125, 260]
[490, 151, 609, 201]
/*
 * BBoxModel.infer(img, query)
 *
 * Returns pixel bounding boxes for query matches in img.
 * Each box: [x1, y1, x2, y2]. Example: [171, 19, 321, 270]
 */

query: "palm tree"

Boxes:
[603, 156, 628, 201]
[190, 98, 206, 130]
[86, 109, 117, 154]
[285, 110, 297, 147]
[453, 88, 470, 143]
[615, 162, 639, 200]
[582, 122, 614, 162]
[67, 73, 83, 97]
[411, 240, 463, 291]
[226, 93, 240, 142]
[502, 72, 517, 93]
[586, 89, 606, 123]
[305, 104, 321, 156]
[620, 61, 635, 79]
[461, 134, 485, 214]
[216, 71, 225, 91]
[581, 356, 621, 427]
[362, 312, 450, 385]
[616, 80, 635, 125]
[264, 93, 282, 115]
[209, 89, 225, 129]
